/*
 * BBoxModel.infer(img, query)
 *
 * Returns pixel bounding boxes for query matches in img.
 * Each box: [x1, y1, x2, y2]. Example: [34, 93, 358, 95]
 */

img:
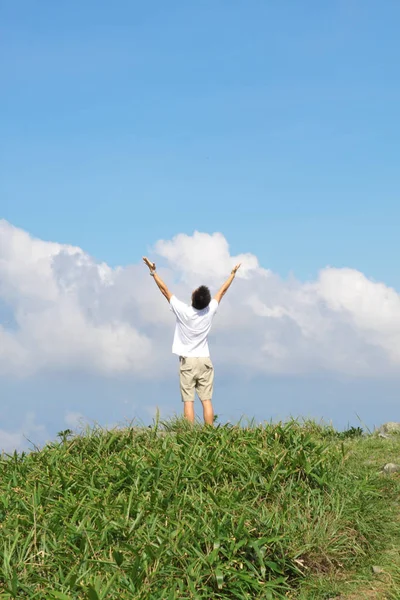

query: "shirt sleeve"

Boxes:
[169, 295, 189, 320]
[209, 298, 219, 315]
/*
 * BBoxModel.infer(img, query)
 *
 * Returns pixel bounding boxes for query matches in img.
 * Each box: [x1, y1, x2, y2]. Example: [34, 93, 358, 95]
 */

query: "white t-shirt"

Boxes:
[169, 295, 218, 357]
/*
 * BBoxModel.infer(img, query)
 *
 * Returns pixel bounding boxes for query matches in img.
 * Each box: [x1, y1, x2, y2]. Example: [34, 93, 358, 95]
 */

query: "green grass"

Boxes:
[0, 419, 399, 599]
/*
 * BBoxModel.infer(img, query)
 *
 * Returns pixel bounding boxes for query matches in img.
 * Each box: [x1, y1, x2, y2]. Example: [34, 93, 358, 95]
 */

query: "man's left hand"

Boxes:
[143, 256, 156, 271]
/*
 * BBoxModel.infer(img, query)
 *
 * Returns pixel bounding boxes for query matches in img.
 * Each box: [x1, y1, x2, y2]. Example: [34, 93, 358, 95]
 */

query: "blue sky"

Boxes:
[1, 1, 400, 449]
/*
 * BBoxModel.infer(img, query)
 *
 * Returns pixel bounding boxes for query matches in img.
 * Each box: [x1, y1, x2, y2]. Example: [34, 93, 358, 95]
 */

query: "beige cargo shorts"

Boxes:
[179, 356, 214, 402]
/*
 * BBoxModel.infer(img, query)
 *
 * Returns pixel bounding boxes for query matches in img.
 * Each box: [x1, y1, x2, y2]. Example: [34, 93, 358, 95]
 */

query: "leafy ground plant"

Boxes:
[0, 419, 399, 599]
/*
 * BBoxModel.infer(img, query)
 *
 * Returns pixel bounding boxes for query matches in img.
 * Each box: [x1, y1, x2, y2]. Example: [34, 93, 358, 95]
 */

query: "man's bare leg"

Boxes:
[184, 401, 195, 423]
[201, 400, 214, 426]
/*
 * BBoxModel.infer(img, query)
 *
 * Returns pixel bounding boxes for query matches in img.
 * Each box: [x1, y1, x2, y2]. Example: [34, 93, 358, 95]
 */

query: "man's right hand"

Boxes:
[231, 263, 241, 275]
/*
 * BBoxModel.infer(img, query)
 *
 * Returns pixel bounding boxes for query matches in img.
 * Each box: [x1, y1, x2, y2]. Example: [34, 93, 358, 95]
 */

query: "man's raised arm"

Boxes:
[143, 257, 173, 302]
[214, 263, 241, 304]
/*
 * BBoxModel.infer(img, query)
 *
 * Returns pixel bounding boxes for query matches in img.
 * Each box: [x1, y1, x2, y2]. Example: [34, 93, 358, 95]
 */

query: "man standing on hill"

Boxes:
[143, 257, 241, 425]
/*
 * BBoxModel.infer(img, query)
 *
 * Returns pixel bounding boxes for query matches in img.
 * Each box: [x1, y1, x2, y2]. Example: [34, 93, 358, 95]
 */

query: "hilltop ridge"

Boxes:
[0, 419, 399, 599]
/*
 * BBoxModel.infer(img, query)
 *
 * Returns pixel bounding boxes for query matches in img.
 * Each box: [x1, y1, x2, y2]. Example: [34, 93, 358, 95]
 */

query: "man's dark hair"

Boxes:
[192, 285, 211, 310]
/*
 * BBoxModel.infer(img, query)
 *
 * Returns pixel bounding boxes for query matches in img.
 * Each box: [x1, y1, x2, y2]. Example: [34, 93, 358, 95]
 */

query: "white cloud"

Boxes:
[154, 231, 260, 282]
[64, 411, 86, 429]
[0, 430, 25, 453]
[0, 220, 152, 377]
[1, 219, 400, 379]
[0, 412, 47, 453]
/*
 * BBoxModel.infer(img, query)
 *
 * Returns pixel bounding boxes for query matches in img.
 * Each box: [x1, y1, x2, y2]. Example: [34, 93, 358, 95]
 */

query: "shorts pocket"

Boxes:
[179, 359, 192, 372]
[204, 358, 213, 370]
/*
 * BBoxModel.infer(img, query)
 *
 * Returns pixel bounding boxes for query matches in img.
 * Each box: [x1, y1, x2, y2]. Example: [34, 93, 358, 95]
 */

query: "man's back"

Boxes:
[169, 295, 218, 357]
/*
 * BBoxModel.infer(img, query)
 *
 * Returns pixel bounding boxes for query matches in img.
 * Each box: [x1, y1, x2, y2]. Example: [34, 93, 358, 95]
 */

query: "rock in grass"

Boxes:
[372, 565, 384, 574]
[382, 463, 400, 474]
[380, 422, 400, 435]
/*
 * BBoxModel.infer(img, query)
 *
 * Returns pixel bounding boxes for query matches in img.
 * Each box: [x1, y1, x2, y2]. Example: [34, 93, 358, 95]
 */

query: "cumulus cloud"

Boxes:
[64, 411, 86, 429]
[0, 220, 152, 377]
[0, 412, 47, 453]
[154, 231, 260, 282]
[0, 219, 399, 379]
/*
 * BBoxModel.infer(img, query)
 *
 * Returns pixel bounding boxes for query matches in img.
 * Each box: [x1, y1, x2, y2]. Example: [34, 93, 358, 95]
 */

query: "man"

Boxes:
[143, 256, 241, 425]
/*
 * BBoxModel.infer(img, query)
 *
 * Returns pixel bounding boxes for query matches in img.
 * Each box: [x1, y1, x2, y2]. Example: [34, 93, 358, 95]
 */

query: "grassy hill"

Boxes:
[0, 419, 399, 599]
